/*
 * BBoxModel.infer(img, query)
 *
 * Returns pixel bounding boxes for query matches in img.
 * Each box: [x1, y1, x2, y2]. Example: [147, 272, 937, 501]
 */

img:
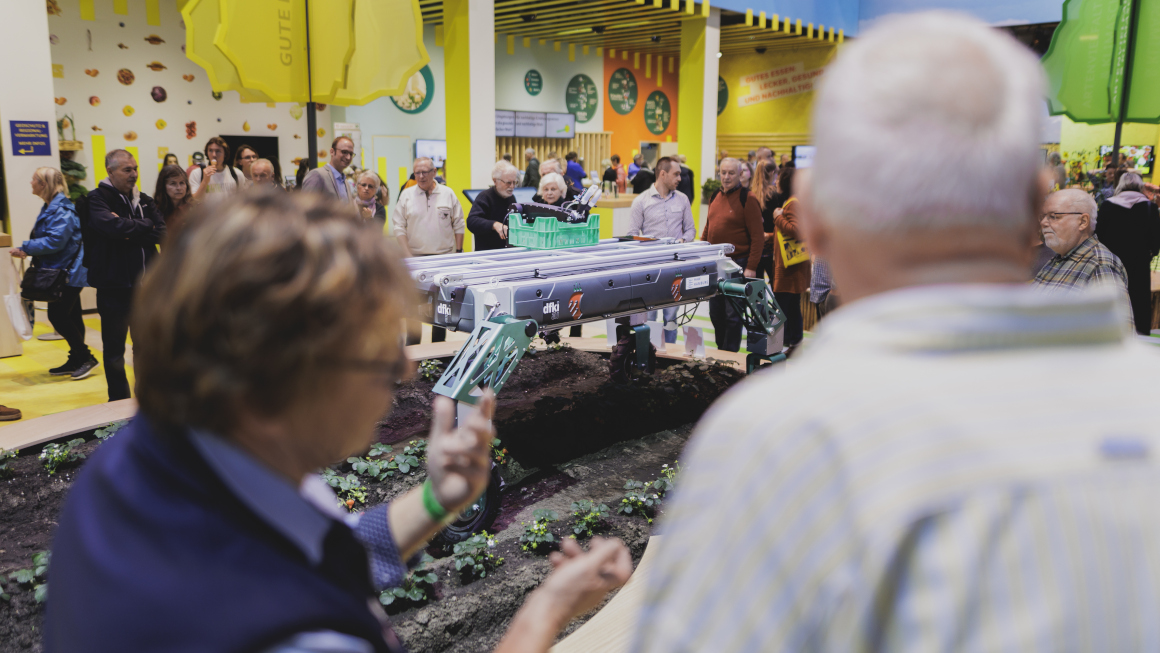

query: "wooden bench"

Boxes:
[550, 536, 662, 653]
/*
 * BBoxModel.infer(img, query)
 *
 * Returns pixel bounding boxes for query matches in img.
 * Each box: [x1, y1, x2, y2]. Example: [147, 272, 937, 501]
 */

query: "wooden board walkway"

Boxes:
[551, 536, 663, 653]
[0, 337, 748, 452]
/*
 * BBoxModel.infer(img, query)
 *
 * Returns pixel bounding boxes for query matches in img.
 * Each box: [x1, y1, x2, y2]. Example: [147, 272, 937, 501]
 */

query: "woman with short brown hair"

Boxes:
[45, 191, 631, 653]
[189, 135, 248, 203]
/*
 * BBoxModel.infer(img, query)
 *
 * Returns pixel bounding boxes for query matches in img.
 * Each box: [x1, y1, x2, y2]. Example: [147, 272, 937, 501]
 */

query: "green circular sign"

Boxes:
[565, 73, 599, 123]
[391, 65, 435, 114]
[608, 68, 638, 115]
[717, 76, 728, 116]
[644, 90, 671, 135]
[524, 70, 543, 96]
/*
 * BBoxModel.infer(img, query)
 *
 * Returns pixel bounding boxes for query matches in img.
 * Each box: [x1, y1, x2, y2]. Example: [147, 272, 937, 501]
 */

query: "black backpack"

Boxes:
[708, 186, 748, 209]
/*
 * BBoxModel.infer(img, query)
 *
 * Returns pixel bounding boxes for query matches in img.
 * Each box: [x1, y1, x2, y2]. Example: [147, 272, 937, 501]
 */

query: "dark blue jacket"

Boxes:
[44, 417, 396, 653]
[23, 192, 87, 287]
[82, 181, 165, 289]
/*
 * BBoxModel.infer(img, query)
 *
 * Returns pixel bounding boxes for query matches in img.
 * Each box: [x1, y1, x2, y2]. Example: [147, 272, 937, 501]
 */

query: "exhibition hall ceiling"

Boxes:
[417, 0, 826, 58]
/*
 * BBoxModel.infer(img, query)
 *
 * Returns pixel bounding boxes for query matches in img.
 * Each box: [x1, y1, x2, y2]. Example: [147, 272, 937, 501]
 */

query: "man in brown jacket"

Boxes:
[701, 158, 765, 352]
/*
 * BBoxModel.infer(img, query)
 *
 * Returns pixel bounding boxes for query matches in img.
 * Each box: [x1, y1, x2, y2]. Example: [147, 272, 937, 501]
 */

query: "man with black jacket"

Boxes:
[466, 161, 521, 251]
[84, 149, 165, 401]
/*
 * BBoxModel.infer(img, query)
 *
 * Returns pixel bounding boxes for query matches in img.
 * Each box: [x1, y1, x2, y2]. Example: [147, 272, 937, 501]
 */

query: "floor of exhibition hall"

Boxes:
[0, 301, 769, 428]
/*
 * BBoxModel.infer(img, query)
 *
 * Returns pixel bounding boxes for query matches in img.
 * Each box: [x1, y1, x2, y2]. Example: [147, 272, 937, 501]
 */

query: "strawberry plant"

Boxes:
[40, 438, 86, 474]
[418, 359, 444, 382]
[321, 468, 368, 511]
[0, 575, 9, 602]
[491, 438, 509, 465]
[379, 553, 438, 608]
[8, 551, 50, 604]
[0, 448, 17, 478]
[452, 531, 503, 579]
[570, 500, 610, 537]
[618, 476, 673, 523]
[94, 419, 128, 442]
[518, 509, 559, 553]
[349, 440, 425, 481]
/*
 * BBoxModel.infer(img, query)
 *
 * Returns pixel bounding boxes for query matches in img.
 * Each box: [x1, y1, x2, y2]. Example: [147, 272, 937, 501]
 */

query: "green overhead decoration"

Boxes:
[1042, 0, 1160, 124]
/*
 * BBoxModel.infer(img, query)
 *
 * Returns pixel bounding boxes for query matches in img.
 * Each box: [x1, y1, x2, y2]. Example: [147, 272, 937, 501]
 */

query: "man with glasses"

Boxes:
[392, 157, 464, 344]
[467, 160, 521, 251]
[1033, 189, 1130, 307]
[301, 136, 355, 202]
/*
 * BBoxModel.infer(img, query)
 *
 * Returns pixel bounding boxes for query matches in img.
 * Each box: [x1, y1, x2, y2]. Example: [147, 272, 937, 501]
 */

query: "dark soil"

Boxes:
[0, 346, 744, 652]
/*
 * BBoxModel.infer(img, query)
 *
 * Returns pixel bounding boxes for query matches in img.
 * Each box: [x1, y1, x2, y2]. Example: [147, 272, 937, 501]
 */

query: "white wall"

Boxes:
[48, 0, 313, 197]
[1, 2, 60, 243]
[495, 40, 604, 132]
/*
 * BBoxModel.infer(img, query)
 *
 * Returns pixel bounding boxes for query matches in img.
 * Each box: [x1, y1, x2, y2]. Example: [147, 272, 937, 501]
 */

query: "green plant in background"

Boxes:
[418, 359, 444, 382]
[701, 178, 722, 202]
[491, 438, 509, 465]
[0, 448, 17, 478]
[402, 439, 427, 460]
[379, 553, 438, 607]
[519, 509, 559, 552]
[39, 438, 86, 475]
[570, 500, 610, 537]
[452, 531, 504, 579]
[661, 461, 680, 486]
[368, 442, 392, 458]
[546, 340, 571, 352]
[321, 468, 368, 510]
[94, 420, 129, 442]
[7, 551, 50, 604]
[350, 440, 426, 481]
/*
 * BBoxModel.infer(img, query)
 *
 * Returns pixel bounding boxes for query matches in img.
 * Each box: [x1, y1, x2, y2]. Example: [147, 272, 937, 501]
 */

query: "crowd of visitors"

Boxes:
[10, 9, 1160, 653]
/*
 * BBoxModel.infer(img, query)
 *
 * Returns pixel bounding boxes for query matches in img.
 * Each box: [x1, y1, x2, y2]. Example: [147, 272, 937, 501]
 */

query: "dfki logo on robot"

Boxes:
[543, 300, 561, 321]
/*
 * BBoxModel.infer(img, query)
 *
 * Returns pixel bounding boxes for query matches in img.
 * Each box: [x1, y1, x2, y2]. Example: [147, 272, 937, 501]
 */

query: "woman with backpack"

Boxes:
[188, 136, 249, 204]
[9, 167, 97, 380]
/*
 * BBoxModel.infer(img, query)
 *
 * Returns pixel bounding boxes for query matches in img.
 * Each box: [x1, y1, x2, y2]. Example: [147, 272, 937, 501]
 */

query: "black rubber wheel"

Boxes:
[431, 464, 504, 546]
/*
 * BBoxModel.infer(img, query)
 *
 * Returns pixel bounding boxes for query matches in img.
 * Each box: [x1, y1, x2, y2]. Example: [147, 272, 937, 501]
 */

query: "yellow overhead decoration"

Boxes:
[182, 0, 428, 106]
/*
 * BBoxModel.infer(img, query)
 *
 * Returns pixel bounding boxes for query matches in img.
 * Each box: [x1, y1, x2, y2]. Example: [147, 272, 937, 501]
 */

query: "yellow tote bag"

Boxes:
[776, 198, 810, 266]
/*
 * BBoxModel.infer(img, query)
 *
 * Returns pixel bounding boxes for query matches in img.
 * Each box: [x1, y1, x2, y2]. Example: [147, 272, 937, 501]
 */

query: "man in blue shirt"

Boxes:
[564, 151, 587, 190]
[300, 136, 355, 202]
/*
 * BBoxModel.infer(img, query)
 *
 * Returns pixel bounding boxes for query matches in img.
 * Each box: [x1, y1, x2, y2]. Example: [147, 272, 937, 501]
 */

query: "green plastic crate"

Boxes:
[506, 213, 600, 250]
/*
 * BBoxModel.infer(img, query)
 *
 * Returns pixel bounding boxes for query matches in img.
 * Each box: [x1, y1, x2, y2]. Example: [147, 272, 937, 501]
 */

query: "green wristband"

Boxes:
[422, 479, 449, 521]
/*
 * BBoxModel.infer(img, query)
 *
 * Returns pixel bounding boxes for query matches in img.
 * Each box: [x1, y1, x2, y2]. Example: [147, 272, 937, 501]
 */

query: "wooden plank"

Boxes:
[0, 399, 137, 452]
[551, 536, 663, 653]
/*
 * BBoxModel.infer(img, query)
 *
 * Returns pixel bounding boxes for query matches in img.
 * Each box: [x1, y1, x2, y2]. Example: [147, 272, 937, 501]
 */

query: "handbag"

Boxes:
[775, 198, 810, 267]
[21, 246, 81, 303]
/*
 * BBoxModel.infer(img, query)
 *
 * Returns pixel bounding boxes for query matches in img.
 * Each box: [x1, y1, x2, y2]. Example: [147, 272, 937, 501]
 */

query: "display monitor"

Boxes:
[793, 145, 816, 168]
[545, 113, 576, 139]
[515, 112, 546, 138]
[495, 110, 515, 138]
[415, 139, 447, 167]
[1099, 144, 1154, 175]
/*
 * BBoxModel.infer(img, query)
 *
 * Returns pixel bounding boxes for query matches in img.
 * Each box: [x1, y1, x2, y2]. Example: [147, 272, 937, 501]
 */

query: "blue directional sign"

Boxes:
[9, 121, 51, 156]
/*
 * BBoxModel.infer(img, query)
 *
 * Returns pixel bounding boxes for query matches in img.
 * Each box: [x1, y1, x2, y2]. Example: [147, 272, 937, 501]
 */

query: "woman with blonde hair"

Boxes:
[10, 167, 96, 379]
[750, 159, 781, 284]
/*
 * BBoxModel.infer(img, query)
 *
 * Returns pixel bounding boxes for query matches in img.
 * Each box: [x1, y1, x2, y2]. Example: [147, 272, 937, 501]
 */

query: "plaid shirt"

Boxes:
[1033, 235, 1128, 293]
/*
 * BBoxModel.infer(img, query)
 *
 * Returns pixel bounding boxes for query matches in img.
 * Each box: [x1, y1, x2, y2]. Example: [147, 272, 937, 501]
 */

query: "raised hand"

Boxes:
[425, 392, 495, 514]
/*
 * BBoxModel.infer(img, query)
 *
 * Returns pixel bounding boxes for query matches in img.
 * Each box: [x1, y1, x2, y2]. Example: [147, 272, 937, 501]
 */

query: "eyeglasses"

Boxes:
[495, 177, 517, 186]
[335, 149, 354, 157]
[414, 168, 435, 176]
[1039, 212, 1084, 222]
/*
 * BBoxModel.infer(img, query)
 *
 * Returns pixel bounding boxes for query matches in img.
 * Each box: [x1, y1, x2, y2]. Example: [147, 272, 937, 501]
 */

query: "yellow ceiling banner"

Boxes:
[182, 0, 428, 106]
[331, 0, 429, 105]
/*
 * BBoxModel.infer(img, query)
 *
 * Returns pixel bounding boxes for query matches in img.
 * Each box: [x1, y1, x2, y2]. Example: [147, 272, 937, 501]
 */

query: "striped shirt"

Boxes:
[635, 283, 1160, 653]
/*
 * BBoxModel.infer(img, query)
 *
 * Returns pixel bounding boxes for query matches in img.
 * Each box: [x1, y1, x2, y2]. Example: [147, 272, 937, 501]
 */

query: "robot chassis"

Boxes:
[405, 187, 787, 542]
[404, 186, 788, 426]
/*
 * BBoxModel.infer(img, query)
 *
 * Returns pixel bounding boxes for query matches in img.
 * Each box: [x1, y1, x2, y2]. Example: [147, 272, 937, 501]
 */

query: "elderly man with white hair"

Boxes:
[466, 160, 521, 251]
[635, 12, 1160, 653]
[393, 157, 464, 343]
[1033, 188, 1130, 302]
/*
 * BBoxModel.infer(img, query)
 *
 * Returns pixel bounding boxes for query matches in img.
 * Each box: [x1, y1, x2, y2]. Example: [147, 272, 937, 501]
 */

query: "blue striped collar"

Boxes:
[809, 283, 1130, 353]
